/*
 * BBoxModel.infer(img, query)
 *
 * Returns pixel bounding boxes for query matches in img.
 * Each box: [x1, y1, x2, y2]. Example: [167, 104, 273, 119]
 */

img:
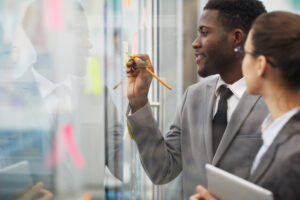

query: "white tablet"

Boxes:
[206, 164, 273, 200]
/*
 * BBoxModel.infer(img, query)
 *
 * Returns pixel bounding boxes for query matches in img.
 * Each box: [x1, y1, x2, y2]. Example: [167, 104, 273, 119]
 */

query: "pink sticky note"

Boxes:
[44, 0, 63, 30]
[44, 123, 85, 168]
[44, 127, 65, 168]
[140, 8, 150, 29]
[44, 139, 64, 168]
[132, 32, 138, 54]
[62, 124, 85, 167]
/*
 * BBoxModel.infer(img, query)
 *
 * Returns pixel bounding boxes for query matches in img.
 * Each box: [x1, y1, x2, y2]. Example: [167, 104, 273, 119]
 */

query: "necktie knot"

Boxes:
[219, 86, 233, 102]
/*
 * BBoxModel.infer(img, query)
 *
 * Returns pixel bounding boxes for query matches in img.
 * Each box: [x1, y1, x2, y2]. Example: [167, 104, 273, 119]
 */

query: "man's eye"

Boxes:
[200, 30, 208, 36]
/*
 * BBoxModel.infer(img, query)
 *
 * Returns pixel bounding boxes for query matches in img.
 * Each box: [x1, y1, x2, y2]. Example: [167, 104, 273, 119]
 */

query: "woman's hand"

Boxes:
[189, 185, 218, 200]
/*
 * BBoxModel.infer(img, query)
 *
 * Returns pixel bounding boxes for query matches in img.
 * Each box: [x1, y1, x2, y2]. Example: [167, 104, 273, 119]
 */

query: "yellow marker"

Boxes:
[85, 56, 103, 95]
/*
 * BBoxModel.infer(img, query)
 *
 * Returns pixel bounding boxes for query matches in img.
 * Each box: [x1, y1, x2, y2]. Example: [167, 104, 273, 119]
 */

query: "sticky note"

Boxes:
[62, 124, 85, 168]
[113, 0, 121, 12]
[127, 120, 133, 140]
[123, 41, 129, 67]
[44, 127, 65, 168]
[81, 193, 92, 200]
[122, 0, 130, 7]
[85, 56, 103, 96]
[44, 124, 85, 168]
[44, 0, 63, 30]
[140, 8, 150, 29]
[291, 0, 300, 9]
[44, 138, 64, 168]
[132, 32, 138, 54]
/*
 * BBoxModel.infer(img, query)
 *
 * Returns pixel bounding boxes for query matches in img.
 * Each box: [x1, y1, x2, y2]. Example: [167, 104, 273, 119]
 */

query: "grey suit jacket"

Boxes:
[127, 75, 269, 199]
[249, 111, 300, 200]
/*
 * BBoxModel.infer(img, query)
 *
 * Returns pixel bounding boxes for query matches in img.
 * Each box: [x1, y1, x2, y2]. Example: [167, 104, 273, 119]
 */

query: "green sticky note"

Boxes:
[112, 0, 121, 12]
[291, 0, 300, 10]
[85, 56, 103, 95]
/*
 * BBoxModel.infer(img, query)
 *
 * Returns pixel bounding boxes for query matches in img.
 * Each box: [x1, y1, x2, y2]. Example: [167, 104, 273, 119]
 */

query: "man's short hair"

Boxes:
[204, 0, 266, 34]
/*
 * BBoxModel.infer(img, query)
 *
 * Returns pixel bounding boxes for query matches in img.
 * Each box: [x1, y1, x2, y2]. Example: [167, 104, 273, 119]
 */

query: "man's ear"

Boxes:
[230, 29, 245, 47]
[256, 55, 268, 77]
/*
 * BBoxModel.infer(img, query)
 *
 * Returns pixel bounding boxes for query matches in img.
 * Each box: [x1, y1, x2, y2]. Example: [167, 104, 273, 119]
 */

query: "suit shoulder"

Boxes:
[185, 75, 219, 93]
[280, 130, 300, 163]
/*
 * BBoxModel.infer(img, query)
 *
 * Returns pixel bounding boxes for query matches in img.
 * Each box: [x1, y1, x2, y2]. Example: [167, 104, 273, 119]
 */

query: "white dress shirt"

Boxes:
[32, 67, 73, 113]
[250, 107, 300, 175]
[213, 76, 246, 122]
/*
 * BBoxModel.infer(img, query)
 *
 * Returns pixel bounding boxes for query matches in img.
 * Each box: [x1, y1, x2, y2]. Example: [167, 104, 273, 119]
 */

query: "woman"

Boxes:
[190, 11, 300, 200]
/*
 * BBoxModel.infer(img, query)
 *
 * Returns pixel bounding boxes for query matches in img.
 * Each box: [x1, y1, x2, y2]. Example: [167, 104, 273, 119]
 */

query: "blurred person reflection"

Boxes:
[190, 11, 300, 200]
[15, 0, 123, 197]
[0, 2, 53, 199]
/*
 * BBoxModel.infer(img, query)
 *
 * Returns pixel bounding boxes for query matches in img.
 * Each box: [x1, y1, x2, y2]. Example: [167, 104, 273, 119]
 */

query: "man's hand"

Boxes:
[126, 54, 153, 113]
[17, 182, 53, 200]
[189, 185, 218, 200]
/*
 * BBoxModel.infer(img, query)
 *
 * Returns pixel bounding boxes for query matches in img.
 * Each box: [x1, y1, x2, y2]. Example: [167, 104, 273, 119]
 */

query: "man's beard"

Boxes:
[197, 53, 233, 78]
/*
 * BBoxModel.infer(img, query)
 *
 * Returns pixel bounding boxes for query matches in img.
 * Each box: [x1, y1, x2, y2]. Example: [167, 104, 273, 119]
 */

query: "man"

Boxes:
[126, 0, 268, 199]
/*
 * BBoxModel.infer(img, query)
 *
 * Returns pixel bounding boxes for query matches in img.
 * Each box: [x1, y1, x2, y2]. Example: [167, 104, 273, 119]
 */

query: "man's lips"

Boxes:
[194, 52, 206, 57]
[195, 53, 206, 63]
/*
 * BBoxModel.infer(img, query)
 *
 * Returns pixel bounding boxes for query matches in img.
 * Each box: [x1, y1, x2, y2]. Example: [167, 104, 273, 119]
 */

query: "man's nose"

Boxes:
[192, 36, 201, 49]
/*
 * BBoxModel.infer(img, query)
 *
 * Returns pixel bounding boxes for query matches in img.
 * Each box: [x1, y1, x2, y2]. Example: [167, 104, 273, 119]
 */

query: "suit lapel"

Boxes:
[212, 93, 261, 165]
[203, 78, 218, 163]
[248, 142, 280, 183]
[250, 112, 300, 183]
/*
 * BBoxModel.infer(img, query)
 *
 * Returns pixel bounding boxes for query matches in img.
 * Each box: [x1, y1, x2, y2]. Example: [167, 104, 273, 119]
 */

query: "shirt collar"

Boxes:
[32, 67, 72, 98]
[261, 107, 300, 147]
[215, 76, 246, 99]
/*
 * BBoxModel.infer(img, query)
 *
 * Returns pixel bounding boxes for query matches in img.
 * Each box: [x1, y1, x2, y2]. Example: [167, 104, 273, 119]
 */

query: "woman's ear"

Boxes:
[256, 55, 268, 77]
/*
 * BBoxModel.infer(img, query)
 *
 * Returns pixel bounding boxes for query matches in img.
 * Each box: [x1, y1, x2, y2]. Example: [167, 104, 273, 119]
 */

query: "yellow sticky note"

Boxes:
[123, 41, 129, 67]
[127, 120, 133, 140]
[85, 56, 103, 95]
[122, 0, 130, 7]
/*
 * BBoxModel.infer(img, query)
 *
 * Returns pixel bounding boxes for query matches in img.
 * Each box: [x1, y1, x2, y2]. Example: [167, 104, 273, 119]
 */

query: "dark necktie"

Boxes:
[212, 86, 233, 155]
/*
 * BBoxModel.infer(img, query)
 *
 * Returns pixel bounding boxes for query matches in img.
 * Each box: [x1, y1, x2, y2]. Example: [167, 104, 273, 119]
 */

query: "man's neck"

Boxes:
[219, 62, 243, 84]
[33, 63, 66, 84]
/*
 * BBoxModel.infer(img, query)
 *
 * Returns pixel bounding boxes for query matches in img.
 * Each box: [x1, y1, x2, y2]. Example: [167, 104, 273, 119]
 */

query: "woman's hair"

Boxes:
[251, 11, 300, 90]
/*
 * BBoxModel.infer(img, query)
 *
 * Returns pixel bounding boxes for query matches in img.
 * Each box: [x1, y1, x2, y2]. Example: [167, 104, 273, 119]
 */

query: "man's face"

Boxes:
[47, 7, 92, 78]
[192, 10, 233, 77]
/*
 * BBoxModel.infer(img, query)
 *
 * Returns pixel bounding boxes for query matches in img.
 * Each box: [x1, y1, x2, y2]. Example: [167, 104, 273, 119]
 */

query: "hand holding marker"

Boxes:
[115, 54, 172, 90]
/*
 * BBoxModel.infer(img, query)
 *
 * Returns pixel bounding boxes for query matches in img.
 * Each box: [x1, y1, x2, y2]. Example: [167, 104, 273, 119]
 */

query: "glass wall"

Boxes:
[1, 0, 299, 200]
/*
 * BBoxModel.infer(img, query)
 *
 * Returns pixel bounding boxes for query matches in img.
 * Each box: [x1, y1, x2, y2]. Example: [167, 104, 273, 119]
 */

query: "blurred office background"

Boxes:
[0, 0, 299, 199]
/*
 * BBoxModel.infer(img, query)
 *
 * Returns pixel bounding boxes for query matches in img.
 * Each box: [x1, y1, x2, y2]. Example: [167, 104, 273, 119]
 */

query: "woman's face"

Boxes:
[242, 30, 261, 95]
